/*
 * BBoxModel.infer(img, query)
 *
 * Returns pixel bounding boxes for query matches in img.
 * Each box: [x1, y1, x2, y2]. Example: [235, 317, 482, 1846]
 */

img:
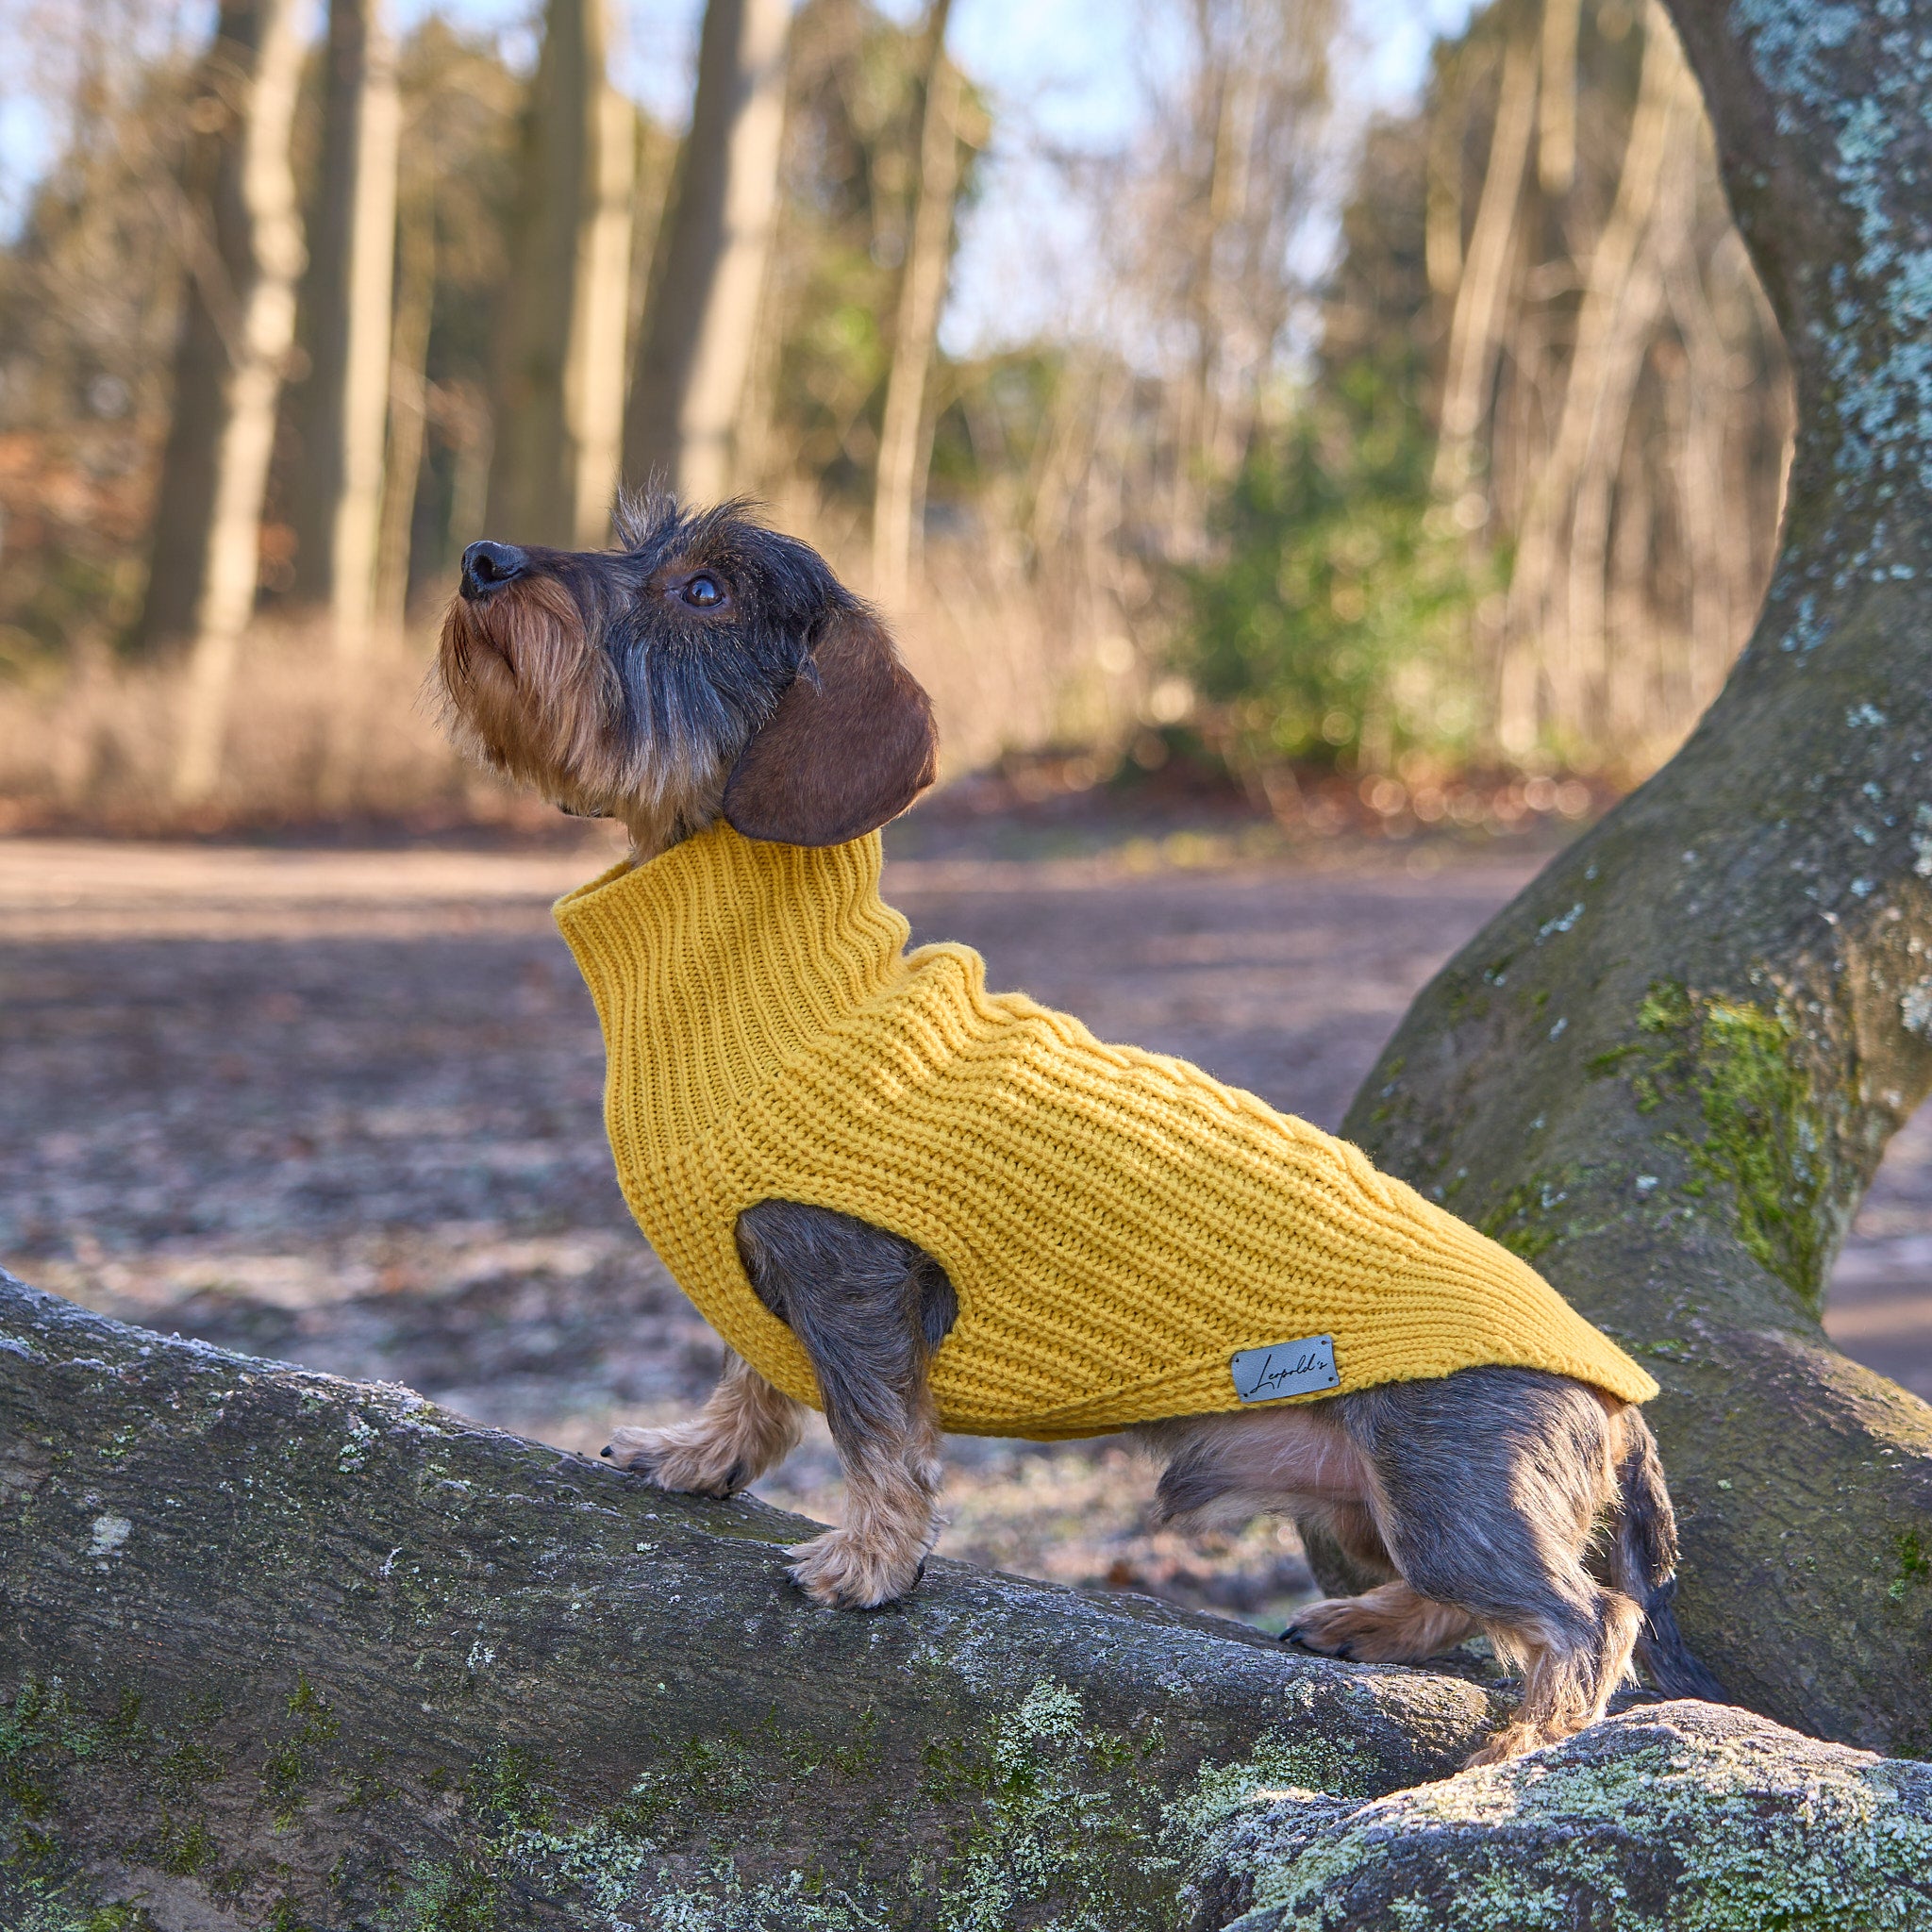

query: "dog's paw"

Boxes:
[1284, 1590, 1467, 1666]
[1462, 1716, 1586, 1769]
[1462, 1724, 1538, 1768]
[786, 1528, 925, 1610]
[600, 1425, 745, 1498]
[1282, 1596, 1374, 1661]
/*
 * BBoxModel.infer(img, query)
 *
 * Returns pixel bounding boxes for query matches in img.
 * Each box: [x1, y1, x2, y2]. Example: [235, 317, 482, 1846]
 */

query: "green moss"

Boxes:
[1890, 1531, 1931, 1604]
[0, 1680, 114, 1825]
[1474, 1169, 1583, 1263]
[149, 1810, 214, 1877]
[380, 1859, 516, 1932]
[262, 1675, 344, 1826]
[1596, 980, 1831, 1308]
[7, 1897, 158, 1932]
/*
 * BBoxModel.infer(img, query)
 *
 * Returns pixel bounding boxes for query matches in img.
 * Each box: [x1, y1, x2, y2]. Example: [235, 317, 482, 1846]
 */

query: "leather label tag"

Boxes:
[1231, 1336, 1340, 1403]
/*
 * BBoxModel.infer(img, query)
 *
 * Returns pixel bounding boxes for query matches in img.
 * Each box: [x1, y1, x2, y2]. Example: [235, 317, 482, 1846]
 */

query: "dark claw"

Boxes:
[599, 1444, 612, 1458]
[1282, 1623, 1348, 1658]
[724, 1462, 747, 1493]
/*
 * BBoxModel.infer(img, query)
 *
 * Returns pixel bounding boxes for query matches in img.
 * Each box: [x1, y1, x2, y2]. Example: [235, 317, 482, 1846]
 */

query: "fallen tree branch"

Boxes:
[0, 1272, 1496, 1928]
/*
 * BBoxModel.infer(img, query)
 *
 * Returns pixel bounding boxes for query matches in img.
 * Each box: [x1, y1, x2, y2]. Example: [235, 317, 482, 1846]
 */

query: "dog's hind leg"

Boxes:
[603, 1349, 805, 1496]
[1291, 1367, 1643, 1765]
[1284, 1578, 1477, 1661]
[735, 1199, 959, 1610]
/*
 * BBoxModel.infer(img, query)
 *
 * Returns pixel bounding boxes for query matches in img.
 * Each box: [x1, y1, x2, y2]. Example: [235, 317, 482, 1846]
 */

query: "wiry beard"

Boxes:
[434, 575, 757, 828]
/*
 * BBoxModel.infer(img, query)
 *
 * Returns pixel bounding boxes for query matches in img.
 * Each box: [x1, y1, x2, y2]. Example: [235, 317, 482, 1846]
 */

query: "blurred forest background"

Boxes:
[0, 0, 1792, 834]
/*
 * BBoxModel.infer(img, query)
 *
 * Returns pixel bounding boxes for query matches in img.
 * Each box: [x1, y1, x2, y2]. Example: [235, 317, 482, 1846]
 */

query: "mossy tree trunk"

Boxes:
[1327, 0, 1932, 1754]
[0, 1274, 1499, 1929]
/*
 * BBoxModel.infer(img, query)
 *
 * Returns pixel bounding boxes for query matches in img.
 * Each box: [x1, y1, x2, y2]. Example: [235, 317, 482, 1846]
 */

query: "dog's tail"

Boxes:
[1607, 1407, 1732, 1703]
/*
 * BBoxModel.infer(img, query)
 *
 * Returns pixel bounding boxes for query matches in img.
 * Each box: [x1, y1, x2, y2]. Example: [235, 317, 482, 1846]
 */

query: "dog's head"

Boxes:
[436, 494, 938, 850]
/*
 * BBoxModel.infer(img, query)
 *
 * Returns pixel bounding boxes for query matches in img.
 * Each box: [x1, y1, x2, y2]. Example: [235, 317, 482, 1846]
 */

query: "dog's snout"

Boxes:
[461, 541, 529, 599]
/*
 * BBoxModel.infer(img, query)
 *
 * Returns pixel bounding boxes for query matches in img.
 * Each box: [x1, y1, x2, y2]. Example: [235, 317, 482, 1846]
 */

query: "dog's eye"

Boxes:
[681, 575, 724, 609]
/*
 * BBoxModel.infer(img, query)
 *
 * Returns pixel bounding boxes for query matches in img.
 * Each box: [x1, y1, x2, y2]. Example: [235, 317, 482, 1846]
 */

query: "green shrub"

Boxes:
[1176, 353, 1486, 778]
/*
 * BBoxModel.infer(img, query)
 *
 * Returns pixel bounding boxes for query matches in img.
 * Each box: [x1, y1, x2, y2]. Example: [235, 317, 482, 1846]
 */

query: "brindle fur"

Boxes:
[435, 494, 1724, 1761]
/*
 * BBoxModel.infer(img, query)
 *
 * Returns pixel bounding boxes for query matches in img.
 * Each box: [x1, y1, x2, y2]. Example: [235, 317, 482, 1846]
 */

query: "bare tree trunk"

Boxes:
[1505, 6, 1678, 742]
[1562, 96, 1691, 741]
[622, 0, 791, 507]
[1657, 139, 1754, 737]
[565, 34, 636, 544]
[373, 139, 435, 627]
[1431, 26, 1538, 508]
[871, 0, 958, 608]
[293, 0, 402, 810]
[291, 0, 400, 655]
[128, 0, 308, 807]
[484, 0, 635, 548]
[1329, 0, 1932, 1752]
[1539, 0, 1581, 195]
[1424, 49, 1466, 299]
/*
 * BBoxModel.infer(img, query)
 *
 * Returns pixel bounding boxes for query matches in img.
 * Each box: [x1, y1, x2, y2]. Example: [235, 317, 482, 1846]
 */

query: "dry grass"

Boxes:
[0, 532, 1142, 833]
[0, 618, 490, 834]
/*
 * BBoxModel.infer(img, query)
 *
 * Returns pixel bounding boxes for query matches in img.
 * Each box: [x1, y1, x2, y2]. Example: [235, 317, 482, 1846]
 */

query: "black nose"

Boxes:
[461, 541, 528, 598]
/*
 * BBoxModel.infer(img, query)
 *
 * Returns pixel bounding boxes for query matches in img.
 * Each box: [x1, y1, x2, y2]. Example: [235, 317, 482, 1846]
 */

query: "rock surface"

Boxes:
[1193, 1703, 1932, 1931]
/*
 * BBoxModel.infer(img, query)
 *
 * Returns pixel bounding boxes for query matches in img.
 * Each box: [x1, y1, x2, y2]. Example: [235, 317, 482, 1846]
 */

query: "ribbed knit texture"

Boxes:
[555, 824, 1658, 1439]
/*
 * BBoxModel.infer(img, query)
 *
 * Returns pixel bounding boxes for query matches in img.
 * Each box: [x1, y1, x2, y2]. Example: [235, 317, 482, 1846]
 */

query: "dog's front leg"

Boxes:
[603, 1350, 804, 1496]
[735, 1200, 956, 1610]
[788, 1374, 943, 1611]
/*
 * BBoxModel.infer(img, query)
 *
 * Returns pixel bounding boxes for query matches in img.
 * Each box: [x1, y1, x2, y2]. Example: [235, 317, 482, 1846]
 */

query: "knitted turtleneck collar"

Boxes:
[554, 824, 1658, 1437]
[556, 824, 909, 1136]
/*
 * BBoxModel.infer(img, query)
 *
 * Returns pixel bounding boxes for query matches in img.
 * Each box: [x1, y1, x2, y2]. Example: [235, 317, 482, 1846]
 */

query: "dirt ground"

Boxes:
[5, 815, 1928, 1631]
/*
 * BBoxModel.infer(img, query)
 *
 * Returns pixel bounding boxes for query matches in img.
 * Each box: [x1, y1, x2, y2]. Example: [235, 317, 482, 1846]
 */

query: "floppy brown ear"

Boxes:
[723, 605, 939, 846]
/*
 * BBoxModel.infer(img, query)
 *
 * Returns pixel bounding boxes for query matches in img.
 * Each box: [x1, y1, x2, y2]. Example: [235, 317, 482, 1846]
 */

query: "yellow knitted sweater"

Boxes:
[555, 824, 1657, 1439]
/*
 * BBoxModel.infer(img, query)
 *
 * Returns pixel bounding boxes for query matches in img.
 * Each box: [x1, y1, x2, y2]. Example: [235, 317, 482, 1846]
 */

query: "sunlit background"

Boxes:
[0, 0, 1790, 823]
[1, 0, 1912, 1622]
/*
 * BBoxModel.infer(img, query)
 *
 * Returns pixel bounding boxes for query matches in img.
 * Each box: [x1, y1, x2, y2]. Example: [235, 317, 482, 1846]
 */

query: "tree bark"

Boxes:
[622, 0, 791, 508]
[871, 0, 960, 609]
[1430, 25, 1537, 507]
[127, 0, 307, 805]
[290, 0, 401, 660]
[10, 1274, 1928, 1924]
[1193, 1702, 1932, 1928]
[0, 1271, 1495, 1928]
[1538, 0, 1581, 196]
[1328, 0, 1932, 1754]
[483, 0, 635, 550]
[373, 133, 435, 629]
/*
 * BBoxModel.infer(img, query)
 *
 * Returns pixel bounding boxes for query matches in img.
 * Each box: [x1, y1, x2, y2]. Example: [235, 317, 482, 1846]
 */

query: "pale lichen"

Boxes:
[1211, 1709, 1932, 1930]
